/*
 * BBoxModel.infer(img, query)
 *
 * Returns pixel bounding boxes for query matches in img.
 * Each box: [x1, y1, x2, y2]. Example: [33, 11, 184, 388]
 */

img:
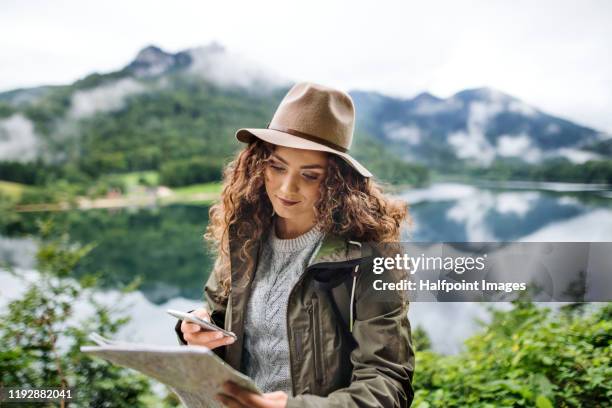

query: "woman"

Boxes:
[176, 82, 415, 407]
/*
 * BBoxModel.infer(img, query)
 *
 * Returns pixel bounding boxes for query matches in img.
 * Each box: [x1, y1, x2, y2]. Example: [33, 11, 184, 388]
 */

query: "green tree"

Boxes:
[0, 222, 176, 407]
[159, 157, 224, 187]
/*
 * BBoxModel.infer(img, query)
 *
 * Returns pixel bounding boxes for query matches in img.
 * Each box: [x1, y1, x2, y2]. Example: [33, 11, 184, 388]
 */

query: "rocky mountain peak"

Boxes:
[413, 91, 441, 103]
[453, 87, 515, 103]
[127, 45, 190, 78]
[132, 46, 173, 66]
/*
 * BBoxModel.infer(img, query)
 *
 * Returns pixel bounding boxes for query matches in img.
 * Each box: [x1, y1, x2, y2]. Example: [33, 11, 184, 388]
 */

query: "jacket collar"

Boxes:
[308, 231, 372, 268]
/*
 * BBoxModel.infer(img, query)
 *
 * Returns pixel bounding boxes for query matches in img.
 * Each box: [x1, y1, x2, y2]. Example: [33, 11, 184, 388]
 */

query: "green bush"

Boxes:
[159, 157, 223, 187]
[413, 302, 611, 407]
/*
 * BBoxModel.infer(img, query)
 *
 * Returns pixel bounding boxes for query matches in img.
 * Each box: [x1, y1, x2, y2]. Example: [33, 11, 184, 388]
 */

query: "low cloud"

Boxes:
[447, 100, 503, 165]
[496, 133, 542, 163]
[383, 122, 422, 144]
[187, 45, 290, 90]
[555, 148, 601, 164]
[508, 99, 537, 117]
[0, 114, 39, 162]
[69, 78, 146, 118]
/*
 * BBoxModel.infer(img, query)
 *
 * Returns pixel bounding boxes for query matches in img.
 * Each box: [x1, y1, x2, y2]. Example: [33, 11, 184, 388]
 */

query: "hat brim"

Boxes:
[236, 128, 373, 178]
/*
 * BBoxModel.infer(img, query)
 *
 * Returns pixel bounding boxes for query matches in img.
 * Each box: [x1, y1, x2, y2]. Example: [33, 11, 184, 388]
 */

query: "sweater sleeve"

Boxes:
[287, 257, 415, 408]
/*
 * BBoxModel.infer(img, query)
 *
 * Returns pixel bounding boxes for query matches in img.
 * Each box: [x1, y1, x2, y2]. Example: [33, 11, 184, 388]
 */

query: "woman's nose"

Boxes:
[279, 173, 299, 194]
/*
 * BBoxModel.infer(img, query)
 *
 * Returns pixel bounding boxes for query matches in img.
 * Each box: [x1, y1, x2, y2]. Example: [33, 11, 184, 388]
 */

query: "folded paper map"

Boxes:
[81, 333, 260, 408]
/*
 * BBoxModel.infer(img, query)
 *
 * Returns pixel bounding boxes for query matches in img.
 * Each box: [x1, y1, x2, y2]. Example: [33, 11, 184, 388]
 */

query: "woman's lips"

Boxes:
[277, 196, 300, 206]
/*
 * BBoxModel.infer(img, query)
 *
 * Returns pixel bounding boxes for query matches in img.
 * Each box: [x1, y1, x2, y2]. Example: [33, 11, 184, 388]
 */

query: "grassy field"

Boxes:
[115, 171, 160, 189]
[105, 172, 221, 197]
[0, 180, 31, 200]
[173, 182, 222, 196]
[2, 176, 224, 211]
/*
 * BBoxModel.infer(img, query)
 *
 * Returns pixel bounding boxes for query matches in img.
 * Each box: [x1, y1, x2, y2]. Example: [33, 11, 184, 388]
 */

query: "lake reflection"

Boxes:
[402, 183, 612, 242]
[6, 182, 612, 304]
[2, 182, 611, 353]
[12, 205, 214, 303]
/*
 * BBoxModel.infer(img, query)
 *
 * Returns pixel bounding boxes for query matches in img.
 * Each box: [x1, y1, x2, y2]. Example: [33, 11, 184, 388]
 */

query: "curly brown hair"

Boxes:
[204, 139, 410, 298]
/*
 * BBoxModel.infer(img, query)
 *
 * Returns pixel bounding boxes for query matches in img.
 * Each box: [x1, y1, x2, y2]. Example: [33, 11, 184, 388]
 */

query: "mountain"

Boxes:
[125, 45, 192, 77]
[0, 43, 609, 187]
[351, 87, 608, 170]
[0, 44, 425, 186]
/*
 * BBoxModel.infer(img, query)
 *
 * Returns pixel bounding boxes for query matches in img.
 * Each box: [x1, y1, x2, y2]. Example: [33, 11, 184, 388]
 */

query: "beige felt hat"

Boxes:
[235, 82, 372, 178]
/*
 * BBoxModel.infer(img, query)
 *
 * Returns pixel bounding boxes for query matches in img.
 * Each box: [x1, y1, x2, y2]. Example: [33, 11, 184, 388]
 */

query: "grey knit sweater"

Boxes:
[242, 223, 324, 395]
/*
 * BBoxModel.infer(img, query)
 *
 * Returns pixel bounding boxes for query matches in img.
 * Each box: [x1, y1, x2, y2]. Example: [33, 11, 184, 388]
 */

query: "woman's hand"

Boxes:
[180, 308, 235, 349]
[216, 382, 288, 408]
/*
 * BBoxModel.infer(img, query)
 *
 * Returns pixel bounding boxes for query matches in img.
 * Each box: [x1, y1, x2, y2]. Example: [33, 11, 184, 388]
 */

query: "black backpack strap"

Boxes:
[312, 241, 368, 334]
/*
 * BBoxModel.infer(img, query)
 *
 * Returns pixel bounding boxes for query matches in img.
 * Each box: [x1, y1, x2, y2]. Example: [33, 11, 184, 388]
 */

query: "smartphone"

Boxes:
[167, 309, 237, 340]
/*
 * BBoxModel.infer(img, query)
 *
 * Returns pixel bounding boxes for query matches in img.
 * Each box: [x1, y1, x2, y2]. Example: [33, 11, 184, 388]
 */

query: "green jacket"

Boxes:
[183, 226, 415, 407]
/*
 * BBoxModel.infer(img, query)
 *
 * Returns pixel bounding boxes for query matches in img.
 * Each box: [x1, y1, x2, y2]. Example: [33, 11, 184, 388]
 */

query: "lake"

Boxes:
[2, 181, 611, 353]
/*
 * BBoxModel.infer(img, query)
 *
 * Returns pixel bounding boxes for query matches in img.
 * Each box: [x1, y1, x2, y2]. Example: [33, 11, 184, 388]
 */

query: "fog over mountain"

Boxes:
[0, 43, 608, 169]
[351, 88, 608, 168]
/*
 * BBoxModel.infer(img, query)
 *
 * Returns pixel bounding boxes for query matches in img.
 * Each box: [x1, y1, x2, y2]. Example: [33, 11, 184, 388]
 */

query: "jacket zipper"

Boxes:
[287, 265, 309, 396]
[286, 262, 322, 395]
[310, 296, 324, 385]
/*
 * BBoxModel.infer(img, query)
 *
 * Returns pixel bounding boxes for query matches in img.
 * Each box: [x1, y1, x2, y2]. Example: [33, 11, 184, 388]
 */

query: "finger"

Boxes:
[185, 331, 235, 347]
[224, 382, 268, 406]
[181, 321, 202, 334]
[264, 391, 287, 401]
[204, 335, 236, 349]
[184, 330, 224, 345]
[216, 393, 244, 408]
[183, 331, 195, 344]
[191, 330, 226, 343]
[191, 308, 211, 321]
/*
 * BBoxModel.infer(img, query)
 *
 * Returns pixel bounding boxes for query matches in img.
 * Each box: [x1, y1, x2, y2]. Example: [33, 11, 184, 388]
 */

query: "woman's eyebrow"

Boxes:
[301, 164, 325, 170]
[271, 153, 325, 170]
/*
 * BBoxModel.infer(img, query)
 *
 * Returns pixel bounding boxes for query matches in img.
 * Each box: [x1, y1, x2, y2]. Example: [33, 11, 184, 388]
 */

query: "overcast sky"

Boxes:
[1, 0, 611, 133]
